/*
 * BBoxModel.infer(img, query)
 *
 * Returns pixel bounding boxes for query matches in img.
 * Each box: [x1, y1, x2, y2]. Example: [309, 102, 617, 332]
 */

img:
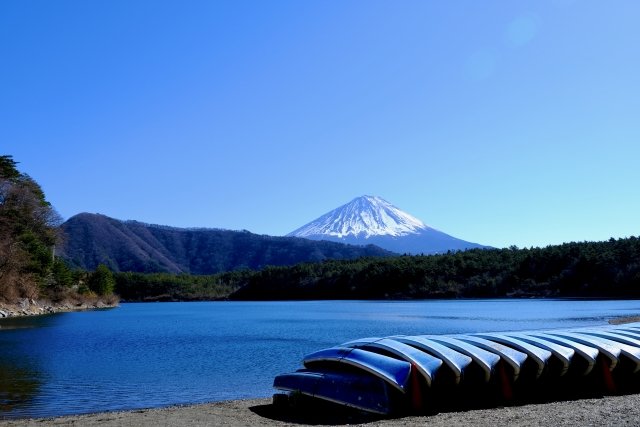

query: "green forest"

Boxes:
[115, 236, 640, 301]
[0, 155, 116, 305]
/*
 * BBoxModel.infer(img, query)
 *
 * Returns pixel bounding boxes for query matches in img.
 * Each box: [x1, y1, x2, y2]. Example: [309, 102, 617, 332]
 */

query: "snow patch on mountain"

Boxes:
[288, 195, 432, 239]
[288, 195, 489, 255]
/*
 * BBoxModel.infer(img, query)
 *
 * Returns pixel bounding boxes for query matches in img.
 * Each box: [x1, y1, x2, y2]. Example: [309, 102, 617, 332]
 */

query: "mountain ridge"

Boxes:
[59, 213, 393, 274]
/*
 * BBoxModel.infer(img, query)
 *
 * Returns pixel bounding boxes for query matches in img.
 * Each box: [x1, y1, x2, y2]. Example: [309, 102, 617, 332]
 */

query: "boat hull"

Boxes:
[273, 369, 393, 415]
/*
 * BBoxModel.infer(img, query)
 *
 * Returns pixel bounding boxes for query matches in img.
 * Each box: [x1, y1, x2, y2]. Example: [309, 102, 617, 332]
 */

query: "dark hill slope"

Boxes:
[60, 213, 393, 274]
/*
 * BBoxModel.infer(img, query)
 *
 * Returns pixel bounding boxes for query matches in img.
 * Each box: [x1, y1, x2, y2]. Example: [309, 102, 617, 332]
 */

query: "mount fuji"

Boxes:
[287, 195, 489, 255]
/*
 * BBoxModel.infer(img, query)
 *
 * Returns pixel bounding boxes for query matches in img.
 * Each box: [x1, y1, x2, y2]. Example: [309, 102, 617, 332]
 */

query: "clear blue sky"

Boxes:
[2, 0, 639, 249]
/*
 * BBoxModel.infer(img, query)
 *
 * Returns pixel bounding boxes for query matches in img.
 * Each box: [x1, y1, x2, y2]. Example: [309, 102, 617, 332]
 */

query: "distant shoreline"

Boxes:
[120, 295, 640, 302]
[3, 394, 640, 426]
[609, 315, 640, 324]
[3, 297, 638, 323]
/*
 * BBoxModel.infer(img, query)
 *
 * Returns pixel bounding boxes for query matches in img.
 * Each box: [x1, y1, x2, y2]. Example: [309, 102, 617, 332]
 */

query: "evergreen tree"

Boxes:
[89, 264, 115, 296]
[0, 155, 61, 301]
[52, 259, 73, 288]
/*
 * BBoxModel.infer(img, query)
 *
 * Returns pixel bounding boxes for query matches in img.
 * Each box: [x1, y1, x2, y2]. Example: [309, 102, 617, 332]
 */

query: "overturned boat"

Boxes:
[273, 322, 640, 415]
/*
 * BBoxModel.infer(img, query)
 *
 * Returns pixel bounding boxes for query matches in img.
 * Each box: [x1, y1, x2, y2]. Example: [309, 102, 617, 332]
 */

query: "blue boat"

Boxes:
[302, 347, 412, 392]
[273, 369, 393, 414]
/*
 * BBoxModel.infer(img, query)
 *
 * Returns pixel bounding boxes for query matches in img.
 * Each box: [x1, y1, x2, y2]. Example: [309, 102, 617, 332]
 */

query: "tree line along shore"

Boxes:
[114, 235, 640, 302]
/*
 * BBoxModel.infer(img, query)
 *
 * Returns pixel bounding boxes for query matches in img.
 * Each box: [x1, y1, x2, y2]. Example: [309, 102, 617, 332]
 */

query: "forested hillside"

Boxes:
[229, 238, 640, 300]
[114, 236, 640, 301]
[60, 213, 393, 274]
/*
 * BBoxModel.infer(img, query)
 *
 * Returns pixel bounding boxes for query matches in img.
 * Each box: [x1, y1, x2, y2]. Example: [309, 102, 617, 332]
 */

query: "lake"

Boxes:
[2, 299, 640, 419]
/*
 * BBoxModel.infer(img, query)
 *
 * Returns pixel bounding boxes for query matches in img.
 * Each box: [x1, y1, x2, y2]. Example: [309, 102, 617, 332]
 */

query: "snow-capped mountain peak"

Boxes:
[288, 195, 431, 239]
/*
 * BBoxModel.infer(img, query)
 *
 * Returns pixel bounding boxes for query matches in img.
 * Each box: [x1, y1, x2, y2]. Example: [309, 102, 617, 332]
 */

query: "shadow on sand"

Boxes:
[249, 396, 388, 425]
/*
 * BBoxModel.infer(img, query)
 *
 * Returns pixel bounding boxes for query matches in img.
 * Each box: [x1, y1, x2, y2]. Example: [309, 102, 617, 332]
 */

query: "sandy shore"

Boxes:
[2, 393, 640, 426]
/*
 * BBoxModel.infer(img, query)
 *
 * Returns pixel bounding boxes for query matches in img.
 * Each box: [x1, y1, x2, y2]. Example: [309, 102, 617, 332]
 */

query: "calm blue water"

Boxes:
[2, 299, 640, 419]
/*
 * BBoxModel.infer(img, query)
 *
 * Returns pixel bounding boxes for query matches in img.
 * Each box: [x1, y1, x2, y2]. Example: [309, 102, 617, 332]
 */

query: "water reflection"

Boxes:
[0, 315, 58, 417]
[0, 361, 42, 415]
[0, 314, 61, 330]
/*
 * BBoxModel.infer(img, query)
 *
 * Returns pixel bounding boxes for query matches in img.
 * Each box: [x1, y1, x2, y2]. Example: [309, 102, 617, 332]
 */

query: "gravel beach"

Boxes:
[2, 393, 640, 426]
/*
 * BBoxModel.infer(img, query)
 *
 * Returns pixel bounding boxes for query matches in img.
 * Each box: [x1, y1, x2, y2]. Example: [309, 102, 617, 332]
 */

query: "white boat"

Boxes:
[455, 335, 528, 381]
[341, 337, 443, 386]
[393, 336, 472, 385]
[504, 332, 577, 376]
[473, 333, 552, 379]
[426, 335, 500, 382]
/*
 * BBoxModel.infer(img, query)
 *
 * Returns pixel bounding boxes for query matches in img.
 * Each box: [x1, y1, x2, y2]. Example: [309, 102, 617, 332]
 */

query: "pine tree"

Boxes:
[89, 264, 115, 296]
[0, 155, 61, 301]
